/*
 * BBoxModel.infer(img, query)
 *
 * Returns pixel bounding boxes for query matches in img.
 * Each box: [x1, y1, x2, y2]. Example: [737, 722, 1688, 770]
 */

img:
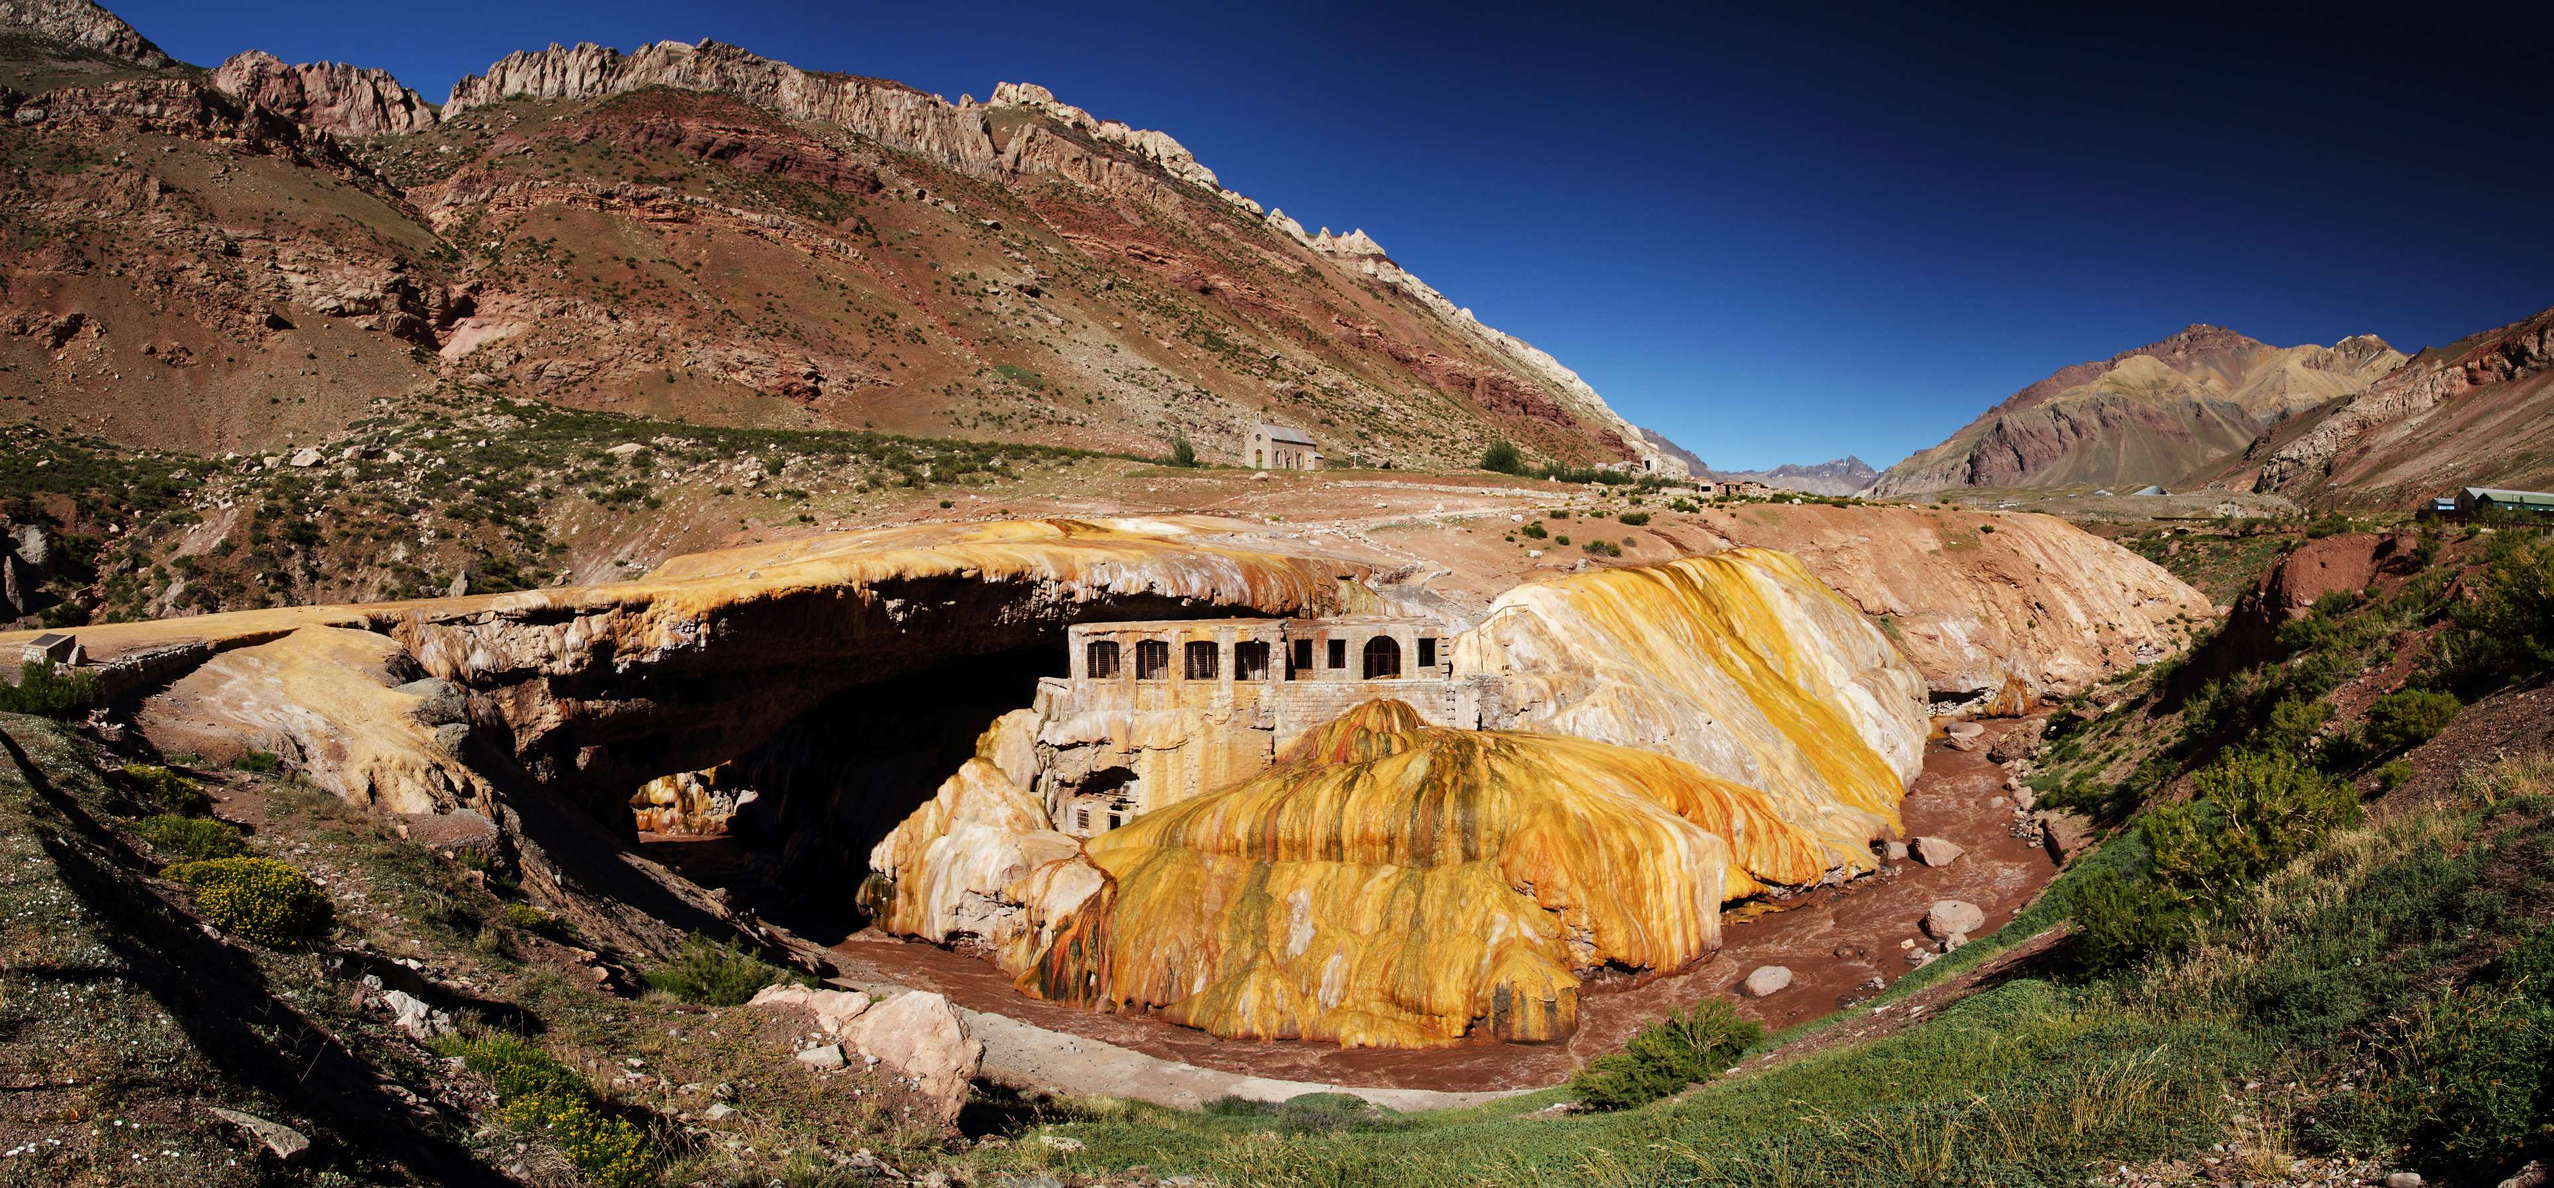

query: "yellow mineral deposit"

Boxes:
[1460, 548, 1927, 868]
[862, 711, 1075, 947]
[1013, 700, 1840, 1049]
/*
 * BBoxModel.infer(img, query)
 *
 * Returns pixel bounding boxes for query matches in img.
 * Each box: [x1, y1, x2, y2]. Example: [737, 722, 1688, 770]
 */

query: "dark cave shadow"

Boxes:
[674, 643, 1065, 945]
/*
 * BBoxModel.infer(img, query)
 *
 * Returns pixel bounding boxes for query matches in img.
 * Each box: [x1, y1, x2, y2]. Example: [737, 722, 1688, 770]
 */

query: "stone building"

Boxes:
[1244, 423, 1320, 471]
[1034, 616, 1463, 836]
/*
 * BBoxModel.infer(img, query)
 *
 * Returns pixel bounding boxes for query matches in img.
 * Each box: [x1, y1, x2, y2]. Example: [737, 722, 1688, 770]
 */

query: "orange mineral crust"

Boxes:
[1015, 700, 1836, 1049]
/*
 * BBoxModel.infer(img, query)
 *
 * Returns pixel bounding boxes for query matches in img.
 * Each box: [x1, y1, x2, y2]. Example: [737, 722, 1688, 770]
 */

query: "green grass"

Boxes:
[972, 755, 2554, 1187]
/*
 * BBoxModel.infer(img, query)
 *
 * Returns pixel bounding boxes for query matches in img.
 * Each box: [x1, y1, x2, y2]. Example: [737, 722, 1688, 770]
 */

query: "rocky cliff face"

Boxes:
[14, 519, 1359, 821]
[0, 0, 169, 67]
[209, 50, 439, 136]
[1680, 504, 2213, 705]
[2238, 305, 2554, 506]
[1460, 549, 1925, 864]
[1871, 325, 2404, 497]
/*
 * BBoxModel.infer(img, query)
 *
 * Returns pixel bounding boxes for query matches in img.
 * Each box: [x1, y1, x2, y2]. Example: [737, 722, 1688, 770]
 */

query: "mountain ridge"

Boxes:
[0, 0, 1677, 472]
[1868, 323, 2405, 498]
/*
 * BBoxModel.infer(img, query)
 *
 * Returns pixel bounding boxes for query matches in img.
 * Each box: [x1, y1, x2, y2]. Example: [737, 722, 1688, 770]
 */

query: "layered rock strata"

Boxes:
[1459, 549, 1925, 865]
[2243, 305, 2554, 504]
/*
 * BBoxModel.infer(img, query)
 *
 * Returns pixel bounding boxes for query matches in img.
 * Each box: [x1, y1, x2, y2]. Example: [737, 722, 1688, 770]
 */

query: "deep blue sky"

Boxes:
[111, 0, 2554, 468]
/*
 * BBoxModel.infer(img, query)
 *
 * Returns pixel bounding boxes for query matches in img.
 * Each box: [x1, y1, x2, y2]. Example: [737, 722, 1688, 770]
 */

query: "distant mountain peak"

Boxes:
[0, 0, 172, 67]
[1869, 324, 2408, 498]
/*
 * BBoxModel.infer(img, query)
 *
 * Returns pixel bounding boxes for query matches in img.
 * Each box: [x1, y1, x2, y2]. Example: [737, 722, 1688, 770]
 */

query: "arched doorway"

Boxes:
[1361, 635, 1402, 680]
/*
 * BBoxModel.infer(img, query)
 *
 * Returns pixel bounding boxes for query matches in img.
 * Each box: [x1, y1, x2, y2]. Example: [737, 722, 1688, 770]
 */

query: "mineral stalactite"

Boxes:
[1012, 700, 1835, 1048]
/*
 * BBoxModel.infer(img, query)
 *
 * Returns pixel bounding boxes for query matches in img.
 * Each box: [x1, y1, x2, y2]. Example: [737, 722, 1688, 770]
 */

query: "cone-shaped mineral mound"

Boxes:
[1012, 699, 1836, 1048]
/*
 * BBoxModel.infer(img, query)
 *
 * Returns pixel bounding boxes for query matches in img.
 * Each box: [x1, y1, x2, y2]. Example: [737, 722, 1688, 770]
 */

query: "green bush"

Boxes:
[643, 934, 786, 1005]
[2435, 535, 2554, 694]
[1479, 440, 1525, 475]
[2073, 751, 2359, 973]
[2378, 760, 2415, 791]
[1168, 435, 1198, 468]
[2364, 689, 2460, 755]
[1569, 998, 1760, 1110]
[440, 1033, 655, 1186]
[1617, 511, 1651, 526]
[2256, 697, 2333, 755]
[2387, 988, 2554, 1180]
[1520, 521, 1547, 540]
[166, 857, 332, 945]
[134, 814, 244, 861]
[0, 658, 100, 718]
[2067, 859, 2198, 977]
[119, 763, 209, 815]
[230, 750, 282, 773]
[2148, 750, 2360, 908]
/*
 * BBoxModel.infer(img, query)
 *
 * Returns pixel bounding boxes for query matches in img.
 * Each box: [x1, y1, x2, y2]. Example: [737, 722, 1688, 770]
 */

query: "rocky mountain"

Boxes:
[209, 49, 439, 136]
[1868, 324, 2405, 498]
[0, 0, 166, 67]
[0, 0, 1674, 472]
[1714, 455, 1878, 496]
[2222, 304, 2554, 507]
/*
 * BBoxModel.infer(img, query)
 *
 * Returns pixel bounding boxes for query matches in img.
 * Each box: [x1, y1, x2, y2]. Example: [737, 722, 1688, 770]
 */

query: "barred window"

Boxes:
[1183, 640, 1219, 680]
[1086, 640, 1121, 679]
[1234, 640, 1271, 681]
[1135, 639, 1170, 680]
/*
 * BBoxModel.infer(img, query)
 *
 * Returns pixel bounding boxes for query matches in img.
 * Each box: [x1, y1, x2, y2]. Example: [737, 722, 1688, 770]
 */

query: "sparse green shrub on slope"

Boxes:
[166, 856, 332, 946]
[438, 1032, 655, 1187]
[644, 933, 789, 1005]
[1569, 998, 1760, 1110]
[2364, 688, 2460, 755]
[134, 814, 245, 861]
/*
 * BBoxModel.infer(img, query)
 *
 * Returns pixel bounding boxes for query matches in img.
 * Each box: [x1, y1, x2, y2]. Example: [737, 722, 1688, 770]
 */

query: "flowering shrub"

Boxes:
[165, 857, 332, 945]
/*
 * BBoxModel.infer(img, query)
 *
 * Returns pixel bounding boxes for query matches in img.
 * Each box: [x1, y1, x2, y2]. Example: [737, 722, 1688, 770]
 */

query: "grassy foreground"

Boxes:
[976, 759, 2553, 1186]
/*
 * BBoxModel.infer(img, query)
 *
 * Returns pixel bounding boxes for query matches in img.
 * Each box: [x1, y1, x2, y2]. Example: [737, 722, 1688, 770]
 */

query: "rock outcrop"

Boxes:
[2241, 305, 2554, 506]
[0, 0, 171, 68]
[2179, 531, 2426, 681]
[862, 711, 1075, 950]
[749, 985, 982, 1123]
[210, 50, 440, 136]
[133, 626, 490, 815]
[1689, 504, 2211, 707]
[865, 549, 1931, 1048]
[1871, 324, 2404, 497]
[1459, 548, 1926, 865]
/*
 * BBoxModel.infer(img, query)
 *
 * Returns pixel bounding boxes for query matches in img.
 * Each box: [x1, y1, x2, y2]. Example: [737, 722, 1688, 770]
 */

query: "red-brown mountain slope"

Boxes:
[1868, 324, 2404, 498]
[0, 2, 1674, 472]
[2222, 305, 2554, 507]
